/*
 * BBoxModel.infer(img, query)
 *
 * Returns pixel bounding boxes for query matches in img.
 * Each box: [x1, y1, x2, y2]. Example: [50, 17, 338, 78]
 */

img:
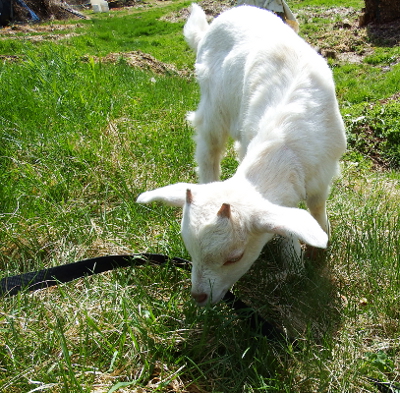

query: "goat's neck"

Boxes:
[233, 141, 306, 207]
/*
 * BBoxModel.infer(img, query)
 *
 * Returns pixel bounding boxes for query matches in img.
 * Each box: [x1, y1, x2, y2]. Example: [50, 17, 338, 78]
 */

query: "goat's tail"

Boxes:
[184, 3, 209, 52]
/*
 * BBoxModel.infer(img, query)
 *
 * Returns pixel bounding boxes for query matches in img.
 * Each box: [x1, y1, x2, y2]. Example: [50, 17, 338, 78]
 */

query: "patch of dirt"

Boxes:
[83, 50, 191, 77]
[2, 23, 80, 33]
[160, 0, 235, 23]
[379, 91, 400, 105]
[0, 23, 82, 43]
[295, 7, 371, 63]
[288, 6, 399, 64]
[107, 0, 149, 9]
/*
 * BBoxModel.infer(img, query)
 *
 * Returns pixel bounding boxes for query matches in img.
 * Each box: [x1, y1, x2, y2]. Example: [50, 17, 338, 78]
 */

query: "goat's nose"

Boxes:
[192, 292, 208, 304]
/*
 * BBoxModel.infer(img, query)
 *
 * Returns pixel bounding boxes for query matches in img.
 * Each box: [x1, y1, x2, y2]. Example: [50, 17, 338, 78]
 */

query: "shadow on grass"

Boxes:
[235, 238, 344, 344]
[175, 238, 344, 391]
[365, 19, 400, 47]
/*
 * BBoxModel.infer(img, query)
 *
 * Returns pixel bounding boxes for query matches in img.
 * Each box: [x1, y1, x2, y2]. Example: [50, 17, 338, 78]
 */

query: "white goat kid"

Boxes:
[137, 4, 347, 306]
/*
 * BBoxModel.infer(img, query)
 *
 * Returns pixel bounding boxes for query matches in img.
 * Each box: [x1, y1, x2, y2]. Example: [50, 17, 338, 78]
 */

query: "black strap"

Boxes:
[0, 253, 286, 341]
[0, 253, 189, 297]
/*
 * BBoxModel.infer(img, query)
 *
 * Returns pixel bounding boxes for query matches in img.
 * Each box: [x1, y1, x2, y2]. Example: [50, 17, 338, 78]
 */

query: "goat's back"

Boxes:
[192, 5, 345, 173]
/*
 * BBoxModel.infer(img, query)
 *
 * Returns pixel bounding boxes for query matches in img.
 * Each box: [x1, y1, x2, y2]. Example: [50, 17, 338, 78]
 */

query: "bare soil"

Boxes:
[83, 51, 191, 77]
[0, 23, 82, 42]
[297, 6, 399, 60]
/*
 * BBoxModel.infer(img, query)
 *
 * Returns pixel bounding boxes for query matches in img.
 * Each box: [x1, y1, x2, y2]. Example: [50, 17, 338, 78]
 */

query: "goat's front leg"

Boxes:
[305, 194, 330, 261]
[306, 195, 330, 236]
[195, 132, 228, 184]
[279, 234, 304, 273]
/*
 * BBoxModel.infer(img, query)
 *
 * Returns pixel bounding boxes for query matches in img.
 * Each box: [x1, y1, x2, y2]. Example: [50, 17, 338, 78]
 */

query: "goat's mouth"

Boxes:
[191, 291, 208, 305]
[192, 287, 230, 306]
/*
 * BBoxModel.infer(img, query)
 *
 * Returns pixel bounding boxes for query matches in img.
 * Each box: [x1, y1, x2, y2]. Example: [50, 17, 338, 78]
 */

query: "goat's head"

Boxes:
[137, 182, 328, 305]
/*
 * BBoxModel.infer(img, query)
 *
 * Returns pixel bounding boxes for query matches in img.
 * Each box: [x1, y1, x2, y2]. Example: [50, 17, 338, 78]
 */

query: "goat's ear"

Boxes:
[217, 203, 231, 219]
[137, 183, 196, 207]
[253, 205, 328, 249]
[186, 189, 193, 204]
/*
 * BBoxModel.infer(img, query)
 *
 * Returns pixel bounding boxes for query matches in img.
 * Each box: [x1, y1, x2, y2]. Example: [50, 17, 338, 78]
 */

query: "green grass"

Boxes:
[69, 7, 193, 68]
[342, 100, 400, 168]
[334, 63, 400, 104]
[1, 1, 400, 392]
[0, 2, 194, 69]
[291, 0, 364, 8]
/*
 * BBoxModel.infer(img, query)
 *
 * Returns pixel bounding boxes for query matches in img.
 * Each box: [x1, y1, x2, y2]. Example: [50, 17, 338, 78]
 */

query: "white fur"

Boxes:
[137, 4, 346, 305]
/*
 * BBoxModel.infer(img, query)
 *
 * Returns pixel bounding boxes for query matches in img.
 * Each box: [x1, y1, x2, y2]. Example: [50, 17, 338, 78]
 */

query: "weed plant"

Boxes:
[0, 1, 400, 392]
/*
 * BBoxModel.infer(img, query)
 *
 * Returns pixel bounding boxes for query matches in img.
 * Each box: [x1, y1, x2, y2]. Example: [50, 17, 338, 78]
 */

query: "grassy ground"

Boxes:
[0, 0, 400, 392]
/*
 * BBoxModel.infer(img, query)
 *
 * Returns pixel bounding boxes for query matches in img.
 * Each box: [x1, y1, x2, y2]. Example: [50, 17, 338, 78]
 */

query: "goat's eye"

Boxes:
[223, 253, 243, 266]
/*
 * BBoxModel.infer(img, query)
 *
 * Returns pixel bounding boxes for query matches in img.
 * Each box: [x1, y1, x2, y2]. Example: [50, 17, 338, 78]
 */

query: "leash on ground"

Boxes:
[0, 253, 285, 341]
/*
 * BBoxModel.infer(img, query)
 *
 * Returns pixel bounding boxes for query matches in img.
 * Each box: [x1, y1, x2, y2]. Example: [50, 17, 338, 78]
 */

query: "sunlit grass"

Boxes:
[1, 1, 400, 392]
